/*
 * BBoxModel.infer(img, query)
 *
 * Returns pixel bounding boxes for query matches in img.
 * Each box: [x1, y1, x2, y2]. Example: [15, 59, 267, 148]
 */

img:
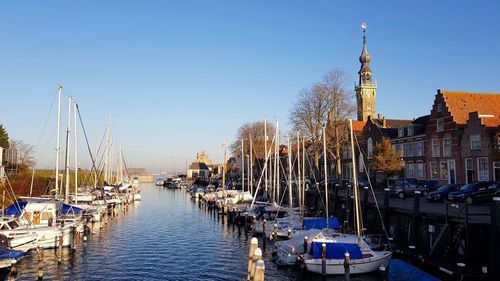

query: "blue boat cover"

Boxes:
[62, 204, 83, 214]
[3, 202, 27, 216]
[310, 241, 363, 260]
[0, 249, 24, 260]
[303, 217, 341, 230]
[388, 259, 440, 281]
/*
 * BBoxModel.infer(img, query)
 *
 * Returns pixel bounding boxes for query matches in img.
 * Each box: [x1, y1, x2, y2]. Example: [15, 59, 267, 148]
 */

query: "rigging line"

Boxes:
[353, 131, 392, 247]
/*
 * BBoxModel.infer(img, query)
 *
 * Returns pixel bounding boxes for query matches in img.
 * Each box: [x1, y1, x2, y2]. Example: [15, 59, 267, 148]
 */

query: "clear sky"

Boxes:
[1, 1, 499, 174]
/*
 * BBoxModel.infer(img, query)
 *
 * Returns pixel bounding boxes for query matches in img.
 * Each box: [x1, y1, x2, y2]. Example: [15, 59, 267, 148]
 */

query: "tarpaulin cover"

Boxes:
[62, 204, 83, 214]
[3, 202, 27, 216]
[303, 217, 341, 230]
[0, 249, 24, 260]
[310, 241, 363, 260]
[388, 259, 440, 281]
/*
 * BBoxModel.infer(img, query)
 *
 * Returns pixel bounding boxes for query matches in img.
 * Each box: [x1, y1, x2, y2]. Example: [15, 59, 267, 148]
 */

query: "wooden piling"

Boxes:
[58, 233, 63, 263]
[8, 260, 17, 281]
[253, 260, 265, 281]
[344, 252, 350, 281]
[250, 247, 262, 280]
[321, 242, 326, 278]
[303, 236, 308, 254]
[70, 226, 76, 251]
[37, 246, 44, 280]
[247, 237, 258, 280]
[287, 228, 292, 239]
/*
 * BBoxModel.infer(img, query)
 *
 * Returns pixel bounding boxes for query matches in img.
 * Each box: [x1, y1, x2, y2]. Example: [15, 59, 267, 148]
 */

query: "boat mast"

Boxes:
[73, 101, 78, 204]
[349, 119, 362, 244]
[241, 138, 245, 192]
[287, 136, 293, 220]
[64, 96, 72, 204]
[222, 143, 227, 192]
[275, 119, 280, 203]
[323, 126, 329, 228]
[264, 117, 268, 196]
[104, 118, 110, 184]
[249, 136, 253, 195]
[297, 131, 302, 218]
[55, 85, 63, 199]
[302, 136, 306, 215]
[120, 145, 124, 184]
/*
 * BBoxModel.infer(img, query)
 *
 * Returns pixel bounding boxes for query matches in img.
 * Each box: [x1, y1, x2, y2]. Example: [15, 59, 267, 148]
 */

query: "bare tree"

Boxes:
[289, 69, 355, 178]
[9, 139, 35, 170]
[229, 120, 275, 162]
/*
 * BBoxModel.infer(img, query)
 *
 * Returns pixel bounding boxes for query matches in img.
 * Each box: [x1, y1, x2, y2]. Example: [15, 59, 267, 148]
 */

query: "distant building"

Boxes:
[187, 151, 213, 179]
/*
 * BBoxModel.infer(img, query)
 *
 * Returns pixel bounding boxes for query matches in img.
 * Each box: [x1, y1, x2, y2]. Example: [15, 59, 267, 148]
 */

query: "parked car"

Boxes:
[386, 178, 430, 199]
[426, 184, 463, 202]
[447, 181, 500, 203]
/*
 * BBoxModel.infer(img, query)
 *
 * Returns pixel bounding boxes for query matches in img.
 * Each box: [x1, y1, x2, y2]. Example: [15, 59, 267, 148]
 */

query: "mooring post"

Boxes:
[247, 237, 258, 280]
[8, 260, 17, 281]
[250, 247, 262, 280]
[244, 213, 248, 229]
[321, 242, 327, 278]
[253, 260, 265, 281]
[344, 252, 351, 281]
[303, 236, 308, 254]
[411, 191, 421, 247]
[262, 219, 266, 238]
[489, 197, 500, 281]
[379, 264, 388, 281]
[70, 226, 76, 251]
[383, 188, 390, 237]
[287, 228, 292, 239]
[58, 234, 63, 263]
[37, 246, 44, 280]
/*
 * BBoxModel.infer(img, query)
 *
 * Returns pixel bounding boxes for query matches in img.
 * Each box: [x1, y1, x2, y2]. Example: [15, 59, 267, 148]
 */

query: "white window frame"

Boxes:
[407, 125, 414, 136]
[436, 118, 444, 132]
[398, 127, 404, 138]
[477, 157, 489, 181]
[470, 134, 481, 150]
[367, 137, 373, 159]
[430, 162, 439, 180]
[432, 139, 440, 157]
[440, 161, 449, 180]
[442, 138, 451, 157]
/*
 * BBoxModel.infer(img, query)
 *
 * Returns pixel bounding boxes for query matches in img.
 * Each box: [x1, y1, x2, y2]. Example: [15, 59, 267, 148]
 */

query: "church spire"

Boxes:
[355, 23, 377, 122]
[358, 23, 372, 85]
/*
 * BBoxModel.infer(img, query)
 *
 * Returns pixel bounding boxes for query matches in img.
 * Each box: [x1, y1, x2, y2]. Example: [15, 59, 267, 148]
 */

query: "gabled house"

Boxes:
[426, 90, 500, 184]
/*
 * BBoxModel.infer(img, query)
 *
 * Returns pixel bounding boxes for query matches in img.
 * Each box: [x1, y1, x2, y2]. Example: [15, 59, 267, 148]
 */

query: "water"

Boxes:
[11, 184, 380, 280]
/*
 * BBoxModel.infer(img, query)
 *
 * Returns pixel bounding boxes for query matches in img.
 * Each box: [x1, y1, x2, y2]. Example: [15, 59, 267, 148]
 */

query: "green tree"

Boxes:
[370, 138, 403, 186]
[0, 124, 9, 149]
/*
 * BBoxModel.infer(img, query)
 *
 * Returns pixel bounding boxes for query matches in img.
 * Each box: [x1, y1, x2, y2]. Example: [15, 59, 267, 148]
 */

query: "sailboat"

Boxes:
[301, 120, 391, 275]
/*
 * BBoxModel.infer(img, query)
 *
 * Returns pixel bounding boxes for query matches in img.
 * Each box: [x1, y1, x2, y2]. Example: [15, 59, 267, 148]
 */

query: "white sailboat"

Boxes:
[302, 120, 391, 275]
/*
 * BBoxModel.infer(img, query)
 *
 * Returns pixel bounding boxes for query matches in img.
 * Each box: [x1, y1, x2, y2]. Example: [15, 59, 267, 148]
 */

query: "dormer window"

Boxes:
[407, 125, 414, 136]
[437, 102, 443, 112]
[398, 127, 404, 137]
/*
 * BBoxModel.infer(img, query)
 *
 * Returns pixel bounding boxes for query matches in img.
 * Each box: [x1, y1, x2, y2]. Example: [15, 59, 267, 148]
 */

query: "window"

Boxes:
[359, 155, 364, 173]
[407, 125, 414, 136]
[436, 118, 444, 132]
[478, 157, 489, 181]
[440, 161, 449, 180]
[404, 142, 415, 157]
[415, 141, 424, 156]
[342, 163, 353, 180]
[417, 163, 425, 179]
[367, 137, 373, 159]
[432, 139, 440, 157]
[470, 134, 481, 150]
[430, 162, 439, 180]
[443, 138, 451, 157]
[398, 127, 404, 137]
[437, 102, 442, 112]
[342, 146, 352, 159]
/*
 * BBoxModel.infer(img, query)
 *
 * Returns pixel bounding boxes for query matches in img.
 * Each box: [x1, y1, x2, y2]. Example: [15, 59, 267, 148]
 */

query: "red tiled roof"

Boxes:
[352, 121, 366, 132]
[441, 90, 500, 125]
[481, 116, 500, 128]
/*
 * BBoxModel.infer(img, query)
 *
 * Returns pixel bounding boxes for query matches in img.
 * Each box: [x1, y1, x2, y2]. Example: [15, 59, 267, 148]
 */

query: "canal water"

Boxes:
[11, 183, 380, 280]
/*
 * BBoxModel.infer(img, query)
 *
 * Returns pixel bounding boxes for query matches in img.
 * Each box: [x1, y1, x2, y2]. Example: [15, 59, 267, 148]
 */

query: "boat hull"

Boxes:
[304, 251, 392, 275]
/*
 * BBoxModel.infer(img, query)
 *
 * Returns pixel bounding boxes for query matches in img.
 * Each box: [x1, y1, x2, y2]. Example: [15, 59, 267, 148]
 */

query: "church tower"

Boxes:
[356, 23, 377, 121]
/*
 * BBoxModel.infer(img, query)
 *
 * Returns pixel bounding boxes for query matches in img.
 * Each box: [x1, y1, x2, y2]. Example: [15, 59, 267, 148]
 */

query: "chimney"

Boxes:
[377, 113, 383, 120]
[382, 117, 387, 127]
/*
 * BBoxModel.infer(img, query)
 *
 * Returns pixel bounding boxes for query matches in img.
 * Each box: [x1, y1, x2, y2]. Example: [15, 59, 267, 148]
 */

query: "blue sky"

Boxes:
[1, 1, 499, 173]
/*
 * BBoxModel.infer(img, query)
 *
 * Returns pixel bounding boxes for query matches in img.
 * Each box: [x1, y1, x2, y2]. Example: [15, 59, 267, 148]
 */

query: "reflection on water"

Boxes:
[10, 184, 381, 280]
